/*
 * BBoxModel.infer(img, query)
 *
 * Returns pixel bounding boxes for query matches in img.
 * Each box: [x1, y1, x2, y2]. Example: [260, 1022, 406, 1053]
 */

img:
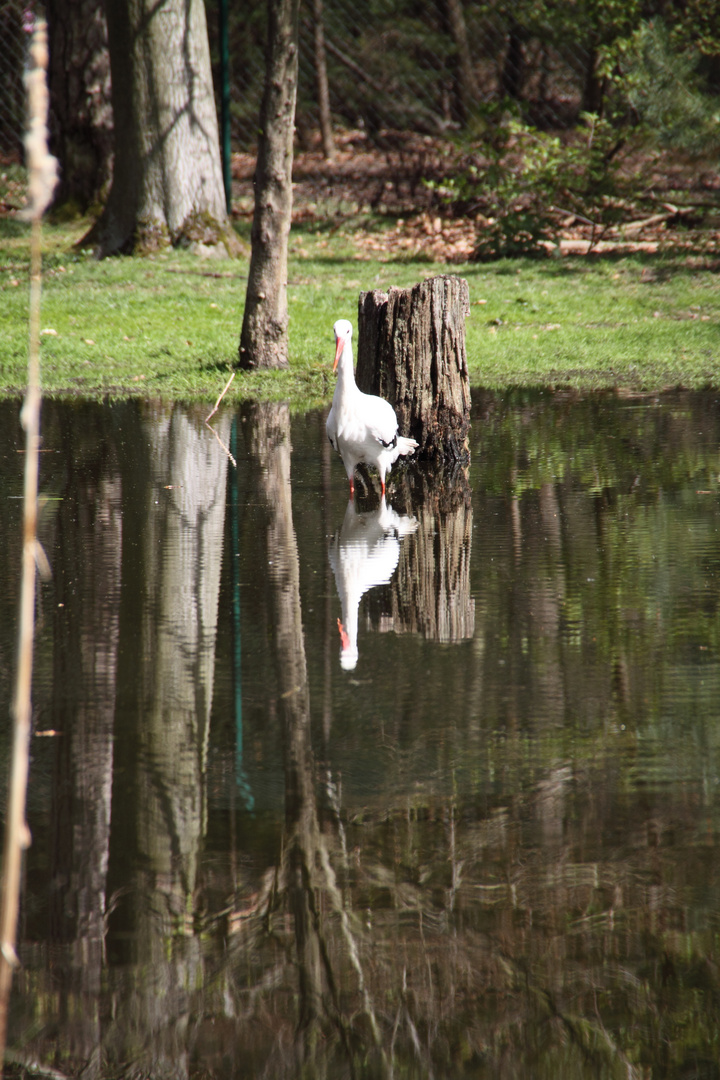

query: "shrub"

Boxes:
[439, 112, 629, 259]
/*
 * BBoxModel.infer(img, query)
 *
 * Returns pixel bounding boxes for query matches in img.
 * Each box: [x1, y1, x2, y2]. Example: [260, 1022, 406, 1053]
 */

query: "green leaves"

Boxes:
[605, 19, 720, 156]
[445, 113, 628, 259]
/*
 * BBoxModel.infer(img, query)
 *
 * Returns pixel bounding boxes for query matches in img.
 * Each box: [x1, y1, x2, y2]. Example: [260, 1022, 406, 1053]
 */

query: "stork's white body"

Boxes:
[326, 319, 418, 497]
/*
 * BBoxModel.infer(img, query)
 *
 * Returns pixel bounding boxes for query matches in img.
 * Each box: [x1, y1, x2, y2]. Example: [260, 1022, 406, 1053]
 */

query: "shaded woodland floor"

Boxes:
[232, 129, 720, 262]
[2, 128, 718, 264]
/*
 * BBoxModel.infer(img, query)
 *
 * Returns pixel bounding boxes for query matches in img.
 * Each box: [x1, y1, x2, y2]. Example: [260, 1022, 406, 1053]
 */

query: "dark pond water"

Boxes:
[2, 389, 720, 1078]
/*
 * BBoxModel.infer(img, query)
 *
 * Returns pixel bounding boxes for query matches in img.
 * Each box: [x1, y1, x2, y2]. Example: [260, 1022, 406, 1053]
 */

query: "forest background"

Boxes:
[0, 0, 719, 398]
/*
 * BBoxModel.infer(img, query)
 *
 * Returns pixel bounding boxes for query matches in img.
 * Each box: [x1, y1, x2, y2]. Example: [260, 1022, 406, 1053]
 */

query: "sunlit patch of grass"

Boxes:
[458, 253, 720, 389]
[1, 216, 719, 400]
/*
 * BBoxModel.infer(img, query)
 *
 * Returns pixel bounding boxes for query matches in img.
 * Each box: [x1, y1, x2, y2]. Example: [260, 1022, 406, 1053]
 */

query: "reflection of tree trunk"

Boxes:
[511, 494, 522, 564]
[242, 402, 324, 1040]
[106, 404, 229, 1077]
[504, 479, 568, 736]
[244, 402, 308, 720]
[243, 402, 386, 1071]
[536, 765, 571, 848]
[50, 408, 121, 1076]
[135, 406, 229, 893]
[532, 482, 565, 717]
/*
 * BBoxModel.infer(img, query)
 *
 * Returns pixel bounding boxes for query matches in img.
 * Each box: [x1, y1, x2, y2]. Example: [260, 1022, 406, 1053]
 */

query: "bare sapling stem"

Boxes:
[0, 17, 57, 1068]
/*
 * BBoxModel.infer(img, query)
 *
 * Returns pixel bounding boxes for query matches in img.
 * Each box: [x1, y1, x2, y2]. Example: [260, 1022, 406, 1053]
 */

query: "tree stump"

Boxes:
[356, 275, 471, 466]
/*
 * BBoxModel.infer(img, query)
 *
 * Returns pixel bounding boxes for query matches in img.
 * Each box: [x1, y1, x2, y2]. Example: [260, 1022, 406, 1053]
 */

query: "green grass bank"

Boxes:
[2, 216, 720, 404]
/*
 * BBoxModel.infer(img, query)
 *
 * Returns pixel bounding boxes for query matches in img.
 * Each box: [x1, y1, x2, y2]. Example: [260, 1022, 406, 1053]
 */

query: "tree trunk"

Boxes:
[47, 0, 113, 212]
[500, 16, 525, 101]
[356, 275, 471, 466]
[238, 0, 300, 370]
[312, 0, 335, 160]
[84, 0, 236, 256]
[442, 0, 478, 124]
[582, 43, 604, 115]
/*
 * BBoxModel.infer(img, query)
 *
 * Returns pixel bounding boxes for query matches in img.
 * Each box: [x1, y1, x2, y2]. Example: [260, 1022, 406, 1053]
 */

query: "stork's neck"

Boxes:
[336, 340, 358, 394]
[339, 599, 359, 670]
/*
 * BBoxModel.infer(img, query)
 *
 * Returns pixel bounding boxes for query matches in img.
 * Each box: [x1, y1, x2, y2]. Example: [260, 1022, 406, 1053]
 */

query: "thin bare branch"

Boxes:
[0, 18, 57, 1068]
[206, 370, 235, 422]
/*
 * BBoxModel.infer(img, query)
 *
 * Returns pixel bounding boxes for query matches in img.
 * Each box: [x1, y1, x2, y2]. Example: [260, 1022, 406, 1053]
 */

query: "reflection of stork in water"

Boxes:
[329, 496, 418, 670]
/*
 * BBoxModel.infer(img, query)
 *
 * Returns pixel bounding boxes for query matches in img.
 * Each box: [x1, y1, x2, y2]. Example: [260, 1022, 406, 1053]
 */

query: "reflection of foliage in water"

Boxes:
[5, 393, 720, 1079]
[191, 391, 720, 1075]
[471, 387, 720, 721]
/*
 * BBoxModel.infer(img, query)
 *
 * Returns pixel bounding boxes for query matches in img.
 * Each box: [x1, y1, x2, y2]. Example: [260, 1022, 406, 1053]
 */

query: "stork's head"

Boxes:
[332, 319, 353, 371]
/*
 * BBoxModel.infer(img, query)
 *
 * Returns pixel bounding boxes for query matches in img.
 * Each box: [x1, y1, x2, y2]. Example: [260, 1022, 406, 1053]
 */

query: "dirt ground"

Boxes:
[3, 128, 717, 260]
[232, 129, 720, 261]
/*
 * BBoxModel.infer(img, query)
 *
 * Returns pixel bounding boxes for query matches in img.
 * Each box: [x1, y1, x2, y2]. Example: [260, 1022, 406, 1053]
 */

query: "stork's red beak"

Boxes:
[337, 618, 350, 649]
[333, 335, 343, 372]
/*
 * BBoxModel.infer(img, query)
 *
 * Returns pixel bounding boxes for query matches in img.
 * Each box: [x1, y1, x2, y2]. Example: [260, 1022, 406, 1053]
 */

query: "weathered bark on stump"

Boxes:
[356, 275, 471, 466]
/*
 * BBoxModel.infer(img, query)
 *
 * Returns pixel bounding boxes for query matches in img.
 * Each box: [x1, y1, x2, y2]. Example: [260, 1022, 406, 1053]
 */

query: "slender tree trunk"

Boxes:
[500, 16, 525, 101]
[84, 0, 236, 256]
[238, 0, 300, 370]
[582, 43, 604, 115]
[312, 0, 335, 159]
[442, 0, 478, 124]
[47, 0, 113, 211]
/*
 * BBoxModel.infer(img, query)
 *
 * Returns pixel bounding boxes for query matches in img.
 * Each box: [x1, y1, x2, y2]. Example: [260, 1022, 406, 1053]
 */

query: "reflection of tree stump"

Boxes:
[356, 275, 471, 466]
[393, 497, 475, 642]
[367, 480, 475, 644]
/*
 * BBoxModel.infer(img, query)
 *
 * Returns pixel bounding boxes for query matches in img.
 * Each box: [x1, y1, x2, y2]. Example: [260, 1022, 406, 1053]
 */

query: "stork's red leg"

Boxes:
[349, 475, 355, 498]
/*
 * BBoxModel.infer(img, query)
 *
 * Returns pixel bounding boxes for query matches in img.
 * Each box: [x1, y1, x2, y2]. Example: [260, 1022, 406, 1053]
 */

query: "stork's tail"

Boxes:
[396, 436, 418, 458]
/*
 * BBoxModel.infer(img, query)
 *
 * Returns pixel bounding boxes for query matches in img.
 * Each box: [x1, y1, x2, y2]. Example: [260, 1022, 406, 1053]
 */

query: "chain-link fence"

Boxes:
[0, 0, 25, 160]
[0, 2, 712, 168]
[207, 1, 595, 152]
[1, 1, 595, 167]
